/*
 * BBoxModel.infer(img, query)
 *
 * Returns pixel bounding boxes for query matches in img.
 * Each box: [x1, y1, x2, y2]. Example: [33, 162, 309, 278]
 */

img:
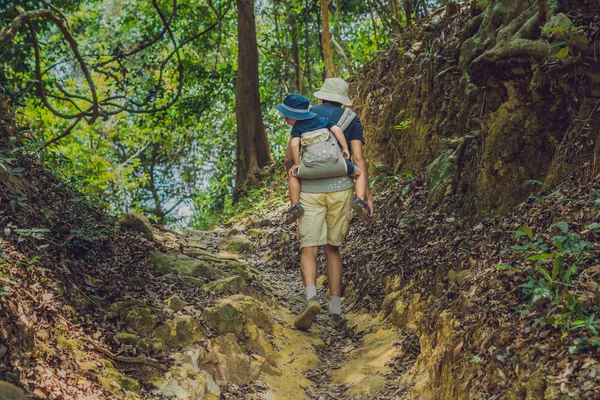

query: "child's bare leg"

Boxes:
[289, 174, 301, 205]
[351, 167, 367, 200]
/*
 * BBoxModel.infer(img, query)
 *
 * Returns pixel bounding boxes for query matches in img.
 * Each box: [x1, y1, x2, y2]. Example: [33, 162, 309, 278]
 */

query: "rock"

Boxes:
[247, 229, 263, 237]
[542, 13, 574, 41]
[137, 337, 165, 354]
[426, 149, 454, 208]
[114, 332, 139, 346]
[153, 316, 206, 349]
[150, 252, 228, 281]
[229, 295, 273, 333]
[121, 306, 158, 336]
[0, 381, 27, 400]
[118, 212, 154, 241]
[224, 227, 243, 237]
[163, 296, 187, 311]
[203, 276, 249, 295]
[203, 303, 246, 336]
[220, 235, 254, 253]
[98, 361, 141, 395]
[154, 362, 220, 400]
[198, 335, 261, 386]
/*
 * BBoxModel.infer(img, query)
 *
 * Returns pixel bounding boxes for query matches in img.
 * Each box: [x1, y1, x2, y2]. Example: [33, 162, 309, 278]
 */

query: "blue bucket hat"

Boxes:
[274, 93, 317, 120]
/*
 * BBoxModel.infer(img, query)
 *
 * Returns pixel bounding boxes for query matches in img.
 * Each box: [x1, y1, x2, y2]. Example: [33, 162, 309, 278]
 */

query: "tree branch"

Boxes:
[37, 116, 84, 151]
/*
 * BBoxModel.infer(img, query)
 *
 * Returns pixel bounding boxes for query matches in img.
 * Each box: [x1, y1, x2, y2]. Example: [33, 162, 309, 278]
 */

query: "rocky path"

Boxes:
[136, 217, 407, 400]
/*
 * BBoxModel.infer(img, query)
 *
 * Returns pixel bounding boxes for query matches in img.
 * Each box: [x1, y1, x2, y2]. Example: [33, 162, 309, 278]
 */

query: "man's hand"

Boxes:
[366, 194, 374, 217]
[341, 148, 350, 159]
[288, 164, 299, 178]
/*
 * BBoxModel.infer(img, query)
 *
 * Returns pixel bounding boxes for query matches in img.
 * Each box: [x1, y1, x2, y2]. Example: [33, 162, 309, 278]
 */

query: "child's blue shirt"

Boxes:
[290, 115, 336, 139]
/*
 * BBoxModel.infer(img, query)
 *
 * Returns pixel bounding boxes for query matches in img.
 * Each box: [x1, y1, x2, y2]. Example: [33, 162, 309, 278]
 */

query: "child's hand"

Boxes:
[341, 148, 350, 159]
[288, 165, 299, 177]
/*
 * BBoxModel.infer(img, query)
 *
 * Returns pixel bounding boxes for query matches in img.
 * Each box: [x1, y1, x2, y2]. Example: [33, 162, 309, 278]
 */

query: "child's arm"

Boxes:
[289, 137, 301, 176]
[330, 125, 350, 159]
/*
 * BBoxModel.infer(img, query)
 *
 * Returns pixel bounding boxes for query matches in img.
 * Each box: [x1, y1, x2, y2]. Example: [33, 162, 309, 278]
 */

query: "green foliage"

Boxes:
[191, 164, 287, 230]
[393, 118, 411, 131]
[2, 0, 407, 228]
[499, 222, 598, 350]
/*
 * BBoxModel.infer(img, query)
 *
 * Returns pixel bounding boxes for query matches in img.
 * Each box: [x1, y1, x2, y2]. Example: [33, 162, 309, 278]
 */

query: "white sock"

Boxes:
[329, 296, 342, 315]
[306, 285, 317, 300]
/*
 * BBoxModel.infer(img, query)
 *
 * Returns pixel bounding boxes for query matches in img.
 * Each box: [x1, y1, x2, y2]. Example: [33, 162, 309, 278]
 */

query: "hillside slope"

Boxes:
[353, 1, 600, 215]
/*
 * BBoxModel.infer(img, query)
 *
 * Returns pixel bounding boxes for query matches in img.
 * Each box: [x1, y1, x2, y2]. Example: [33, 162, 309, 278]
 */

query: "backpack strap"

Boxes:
[337, 108, 356, 132]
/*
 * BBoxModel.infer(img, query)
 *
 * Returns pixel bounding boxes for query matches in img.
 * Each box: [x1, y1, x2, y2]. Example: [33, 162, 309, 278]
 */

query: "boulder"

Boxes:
[203, 276, 249, 296]
[197, 335, 262, 386]
[153, 316, 206, 349]
[98, 361, 141, 395]
[247, 229, 263, 237]
[154, 349, 221, 400]
[202, 303, 245, 336]
[220, 235, 254, 253]
[137, 337, 165, 355]
[114, 332, 139, 346]
[0, 381, 27, 400]
[121, 306, 158, 336]
[118, 212, 154, 241]
[163, 296, 187, 311]
[150, 252, 228, 281]
[228, 295, 273, 333]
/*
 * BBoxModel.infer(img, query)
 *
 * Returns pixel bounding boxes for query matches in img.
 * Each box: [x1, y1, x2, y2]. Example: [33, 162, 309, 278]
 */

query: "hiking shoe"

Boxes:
[294, 296, 321, 330]
[351, 197, 370, 220]
[329, 313, 347, 328]
[285, 203, 305, 224]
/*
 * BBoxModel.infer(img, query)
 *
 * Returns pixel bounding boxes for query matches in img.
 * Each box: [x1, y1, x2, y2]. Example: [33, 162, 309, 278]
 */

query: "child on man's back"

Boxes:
[274, 93, 369, 223]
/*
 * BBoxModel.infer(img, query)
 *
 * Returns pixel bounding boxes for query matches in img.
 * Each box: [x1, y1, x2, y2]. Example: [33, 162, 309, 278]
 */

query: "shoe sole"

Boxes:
[351, 202, 370, 220]
[285, 209, 305, 224]
[294, 301, 321, 330]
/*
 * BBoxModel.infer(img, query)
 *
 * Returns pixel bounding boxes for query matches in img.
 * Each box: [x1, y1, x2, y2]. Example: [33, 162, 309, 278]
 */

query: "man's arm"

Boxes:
[350, 140, 374, 216]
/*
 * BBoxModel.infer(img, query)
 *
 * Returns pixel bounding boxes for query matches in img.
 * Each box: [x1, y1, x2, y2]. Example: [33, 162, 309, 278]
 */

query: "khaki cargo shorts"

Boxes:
[297, 188, 353, 248]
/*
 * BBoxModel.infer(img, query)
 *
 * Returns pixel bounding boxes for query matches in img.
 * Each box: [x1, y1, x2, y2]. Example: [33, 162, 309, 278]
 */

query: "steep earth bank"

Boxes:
[353, 0, 600, 215]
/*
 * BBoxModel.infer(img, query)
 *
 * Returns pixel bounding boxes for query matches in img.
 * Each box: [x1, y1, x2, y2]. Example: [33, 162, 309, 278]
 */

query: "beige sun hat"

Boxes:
[313, 78, 352, 106]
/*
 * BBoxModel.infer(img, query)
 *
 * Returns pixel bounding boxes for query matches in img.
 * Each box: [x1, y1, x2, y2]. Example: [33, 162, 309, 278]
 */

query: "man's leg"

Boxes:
[324, 188, 353, 326]
[323, 244, 342, 297]
[294, 246, 321, 330]
[324, 244, 343, 320]
[300, 246, 319, 299]
[295, 192, 327, 330]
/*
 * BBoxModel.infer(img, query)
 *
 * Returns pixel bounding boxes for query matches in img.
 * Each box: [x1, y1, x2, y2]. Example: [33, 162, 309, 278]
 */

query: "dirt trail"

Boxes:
[234, 224, 406, 400]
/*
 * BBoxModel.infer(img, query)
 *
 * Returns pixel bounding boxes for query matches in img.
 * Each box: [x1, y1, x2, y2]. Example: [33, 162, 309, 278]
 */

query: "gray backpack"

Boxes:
[296, 109, 356, 180]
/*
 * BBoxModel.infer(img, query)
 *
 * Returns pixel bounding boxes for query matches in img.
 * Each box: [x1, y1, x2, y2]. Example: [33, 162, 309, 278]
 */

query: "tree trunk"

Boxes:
[234, 0, 273, 200]
[403, 0, 412, 25]
[320, 0, 338, 77]
[287, 6, 303, 93]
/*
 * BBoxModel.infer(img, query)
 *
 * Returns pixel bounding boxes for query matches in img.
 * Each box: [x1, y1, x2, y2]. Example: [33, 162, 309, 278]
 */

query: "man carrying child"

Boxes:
[276, 78, 373, 329]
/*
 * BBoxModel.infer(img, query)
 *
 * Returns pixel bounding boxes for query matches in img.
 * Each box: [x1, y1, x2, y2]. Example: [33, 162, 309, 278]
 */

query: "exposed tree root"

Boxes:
[82, 338, 166, 371]
[460, 0, 559, 82]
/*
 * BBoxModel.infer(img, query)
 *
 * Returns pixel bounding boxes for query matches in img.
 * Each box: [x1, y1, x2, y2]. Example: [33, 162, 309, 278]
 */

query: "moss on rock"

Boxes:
[153, 316, 206, 349]
[219, 235, 254, 253]
[98, 362, 141, 396]
[203, 276, 249, 295]
[0, 381, 27, 400]
[163, 296, 187, 311]
[121, 306, 158, 336]
[202, 303, 246, 336]
[150, 252, 228, 281]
